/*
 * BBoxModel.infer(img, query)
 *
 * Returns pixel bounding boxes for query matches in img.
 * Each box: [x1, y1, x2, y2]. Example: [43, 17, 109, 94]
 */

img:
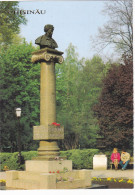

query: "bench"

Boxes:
[110, 157, 134, 169]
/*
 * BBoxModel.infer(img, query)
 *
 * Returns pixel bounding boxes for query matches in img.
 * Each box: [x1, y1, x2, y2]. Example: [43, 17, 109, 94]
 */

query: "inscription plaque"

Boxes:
[33, 125, 64, 140]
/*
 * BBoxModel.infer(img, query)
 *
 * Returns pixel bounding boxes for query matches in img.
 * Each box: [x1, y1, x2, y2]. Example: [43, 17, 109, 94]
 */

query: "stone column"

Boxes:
[40, 60, 56, 126]
[31, 48, 64, 160]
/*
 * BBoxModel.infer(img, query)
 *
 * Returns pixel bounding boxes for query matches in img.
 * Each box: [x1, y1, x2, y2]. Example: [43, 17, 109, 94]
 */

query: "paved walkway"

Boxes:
[91, 169, 134, 179]
[0, 169, 134, 180]
[0, 172, 6, 180]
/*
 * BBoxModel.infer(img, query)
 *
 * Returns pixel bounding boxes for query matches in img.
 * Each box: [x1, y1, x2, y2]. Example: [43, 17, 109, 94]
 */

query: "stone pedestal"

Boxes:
[6, 169, 91, 190]
[93, 154, 107, 170]
[25, 159, 72, 172]
[33, 125, 64, 140]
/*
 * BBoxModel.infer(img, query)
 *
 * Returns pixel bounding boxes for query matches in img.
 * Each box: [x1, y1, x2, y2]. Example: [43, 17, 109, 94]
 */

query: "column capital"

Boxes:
[31, 48, 64, 64]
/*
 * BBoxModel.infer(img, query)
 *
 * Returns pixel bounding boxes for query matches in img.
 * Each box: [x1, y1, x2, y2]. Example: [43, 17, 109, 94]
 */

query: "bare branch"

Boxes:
[91, 0, 133, 56]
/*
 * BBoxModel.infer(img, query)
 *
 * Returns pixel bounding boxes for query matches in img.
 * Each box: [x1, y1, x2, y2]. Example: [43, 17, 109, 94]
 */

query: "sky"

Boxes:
[19, 1, 109, 60]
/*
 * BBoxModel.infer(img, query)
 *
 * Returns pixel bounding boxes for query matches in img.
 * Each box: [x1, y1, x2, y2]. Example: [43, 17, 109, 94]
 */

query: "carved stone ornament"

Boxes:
[31, 48, 64, 64]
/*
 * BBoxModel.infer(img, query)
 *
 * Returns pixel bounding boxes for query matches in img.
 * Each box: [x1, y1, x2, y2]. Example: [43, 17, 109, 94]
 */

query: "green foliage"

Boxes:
[0, 1, 27, 47]
[0, 151, 38, 171]
[56, 44, 110, 149]
[0, 153, 12, 170]
[60, 149, 99, 169]
[56, 44, 82, 149]
[22, 151, 38, 160]
[0, 42, 40, 151]
[78, 56, 110, 148]
[0, 152, 19, 170]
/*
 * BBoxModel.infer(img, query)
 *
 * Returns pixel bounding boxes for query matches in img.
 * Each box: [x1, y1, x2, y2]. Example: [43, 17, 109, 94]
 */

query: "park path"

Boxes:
[91, 169, 134, 179]
[0, 169, 134, 180]
[0, 172, 6, 180]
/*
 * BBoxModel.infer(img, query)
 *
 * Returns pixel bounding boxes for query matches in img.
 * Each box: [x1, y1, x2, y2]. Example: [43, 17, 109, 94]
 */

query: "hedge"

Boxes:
[0, 151, 38, 171]
[0, 149, 101, 171]
[60, 149, 99, 169]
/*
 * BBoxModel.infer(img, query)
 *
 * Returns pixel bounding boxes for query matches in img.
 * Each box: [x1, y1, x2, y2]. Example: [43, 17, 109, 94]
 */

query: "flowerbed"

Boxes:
[92, 177, 134, 189]
[0, 179, 6, 186]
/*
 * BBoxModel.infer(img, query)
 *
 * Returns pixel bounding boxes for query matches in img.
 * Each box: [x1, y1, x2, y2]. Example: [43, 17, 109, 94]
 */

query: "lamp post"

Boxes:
[15, 108, 22, 165]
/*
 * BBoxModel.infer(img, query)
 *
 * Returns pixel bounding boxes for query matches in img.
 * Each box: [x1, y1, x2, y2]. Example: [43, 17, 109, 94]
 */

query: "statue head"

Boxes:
[35, 24, 58, 49]
[44, 24, 54, 38]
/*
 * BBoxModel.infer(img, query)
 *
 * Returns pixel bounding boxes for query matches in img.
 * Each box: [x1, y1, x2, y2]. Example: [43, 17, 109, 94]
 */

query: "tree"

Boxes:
[78, 56, 110, 148]
[92, 0, 133, 56]
[0, 42, 40, 152]
[94, 55, 133, 150]
[0, 1, 27, 46]
[56, 44, 110, 149]
[56, 44, 82, 149]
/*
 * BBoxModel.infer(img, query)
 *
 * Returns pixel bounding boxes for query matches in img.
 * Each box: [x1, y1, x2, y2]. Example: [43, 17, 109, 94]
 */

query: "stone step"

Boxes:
[18, 170, 80, 181]
[18, 171, 48, 181]
[10, 179, 40, 190]
[6, 169, 91, 189]
[8, 178, 87, 190]
[56, 179, 86, 189]
[25, 159, 72, 172]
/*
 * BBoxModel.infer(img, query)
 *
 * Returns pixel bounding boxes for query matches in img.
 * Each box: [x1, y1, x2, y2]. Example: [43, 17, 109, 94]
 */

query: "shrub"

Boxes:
[0, 153, 13, 171]
[22, 151, 38, 160]
[0, 151, 38, 171]
[60, 149, 99, 169]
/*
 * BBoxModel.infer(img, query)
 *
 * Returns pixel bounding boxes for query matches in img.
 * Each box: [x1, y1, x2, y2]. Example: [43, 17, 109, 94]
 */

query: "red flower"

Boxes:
[52, 122, 61, 126]
[49, 171, 51, 173]
[53, 171, 55, 173]
[52, 122, 57, 125]
[57, 170, 60, 173]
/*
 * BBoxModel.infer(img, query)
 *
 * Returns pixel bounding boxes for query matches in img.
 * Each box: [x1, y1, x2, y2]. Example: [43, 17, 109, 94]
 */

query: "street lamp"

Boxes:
[15, 108, 22, 165]
[16, 108, 21, 118]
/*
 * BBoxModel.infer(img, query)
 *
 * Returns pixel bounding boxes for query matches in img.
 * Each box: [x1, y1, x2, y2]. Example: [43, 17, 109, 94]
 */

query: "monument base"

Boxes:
[36, 140, 60, 157]
[25, 159, 72, 172]
[6, 169, 91, 189]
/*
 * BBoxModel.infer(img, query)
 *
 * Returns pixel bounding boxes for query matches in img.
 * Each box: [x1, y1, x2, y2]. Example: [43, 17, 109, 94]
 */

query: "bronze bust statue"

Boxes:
[35, 24, 58, 49]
